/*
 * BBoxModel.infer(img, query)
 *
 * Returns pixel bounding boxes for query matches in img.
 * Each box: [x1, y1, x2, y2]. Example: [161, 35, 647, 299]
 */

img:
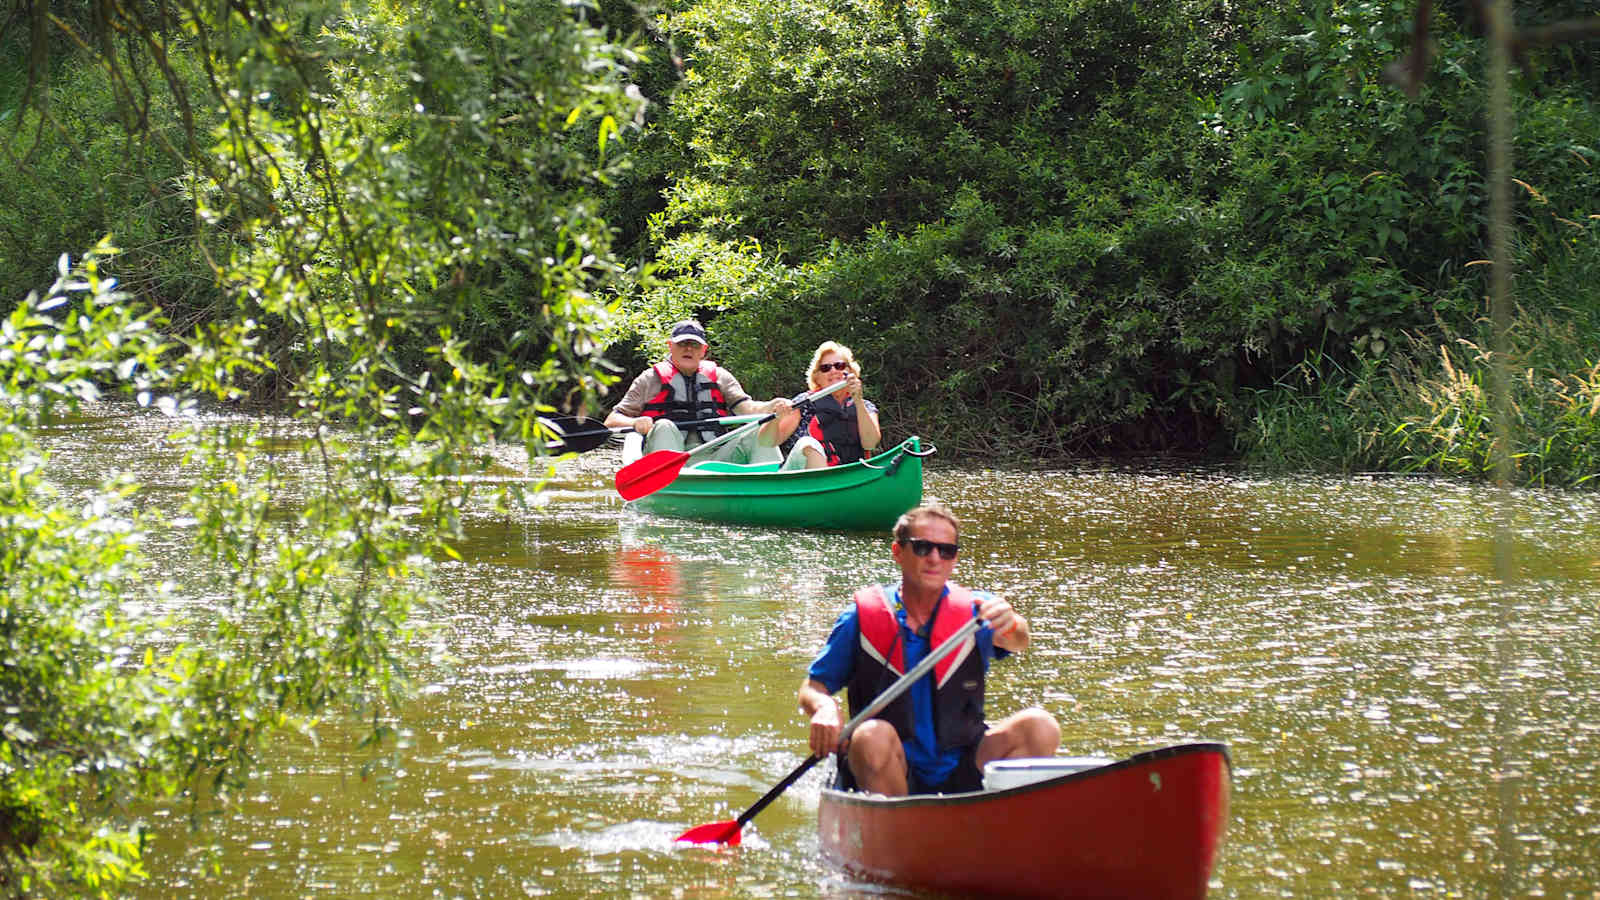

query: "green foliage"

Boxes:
[1238, 172, 1600, 486]
[1388, 308, 1600, 488]
[635, 0, 1600, 471]
[1239, 336, 1598, 489]
[1232, 347, 1411, 473]
[1, 245, 178, 895]
[0, 49, 218, 320]
[706, 190, 1235, 454]
[653, 0, 1248, 257]
[644, 0, 1263, 449]
[1238, 295, 1600, 488]
[178, 0, 645, 413]
[2, 0, 649, 893]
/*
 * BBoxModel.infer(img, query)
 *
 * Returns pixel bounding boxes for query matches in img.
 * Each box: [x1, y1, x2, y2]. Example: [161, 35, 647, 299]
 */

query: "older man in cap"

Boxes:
[604, 319, 793, 463]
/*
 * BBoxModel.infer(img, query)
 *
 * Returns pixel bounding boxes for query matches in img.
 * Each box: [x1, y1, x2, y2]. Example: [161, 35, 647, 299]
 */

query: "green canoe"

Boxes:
[626, 436, 932, 531]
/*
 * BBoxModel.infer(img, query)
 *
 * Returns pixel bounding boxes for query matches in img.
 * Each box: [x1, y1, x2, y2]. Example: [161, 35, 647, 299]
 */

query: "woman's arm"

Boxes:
[850, 377, 881, 451]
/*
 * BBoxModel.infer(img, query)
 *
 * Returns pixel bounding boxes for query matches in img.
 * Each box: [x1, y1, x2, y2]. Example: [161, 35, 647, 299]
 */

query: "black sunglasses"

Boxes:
[817, 361, 850, 373]
[898, 538, 959, 560]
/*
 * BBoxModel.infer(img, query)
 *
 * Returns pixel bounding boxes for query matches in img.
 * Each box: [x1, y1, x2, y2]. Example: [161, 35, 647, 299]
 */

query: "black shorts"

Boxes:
[907, 742, 983, 795]
[835, 742, 985, 794]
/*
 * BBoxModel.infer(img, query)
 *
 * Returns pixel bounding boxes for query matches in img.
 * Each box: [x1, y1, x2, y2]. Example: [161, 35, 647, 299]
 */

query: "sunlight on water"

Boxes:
[32, 406, 1600, 898]
[529, 819, 772, 854]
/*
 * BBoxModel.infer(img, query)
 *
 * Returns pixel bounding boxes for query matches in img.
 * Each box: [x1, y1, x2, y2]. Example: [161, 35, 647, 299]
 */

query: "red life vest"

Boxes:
[806, 395, 866, 465]
[845, 583, 988, 752]
[641, 360, 730, 436]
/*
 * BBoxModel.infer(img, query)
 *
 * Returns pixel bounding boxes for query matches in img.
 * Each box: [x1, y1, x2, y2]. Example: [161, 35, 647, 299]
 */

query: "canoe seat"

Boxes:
[982, 757, 1115, 791]
[686, 460, 784, 474]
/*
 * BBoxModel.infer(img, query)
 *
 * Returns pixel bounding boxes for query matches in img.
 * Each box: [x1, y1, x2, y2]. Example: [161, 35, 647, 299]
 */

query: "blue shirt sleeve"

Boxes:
[806, 607, 860, 694]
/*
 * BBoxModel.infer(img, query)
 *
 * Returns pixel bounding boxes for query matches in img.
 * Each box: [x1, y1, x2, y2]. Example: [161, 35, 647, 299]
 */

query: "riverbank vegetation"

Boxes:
[3, 0, 642, 892]
[4, 2, 1597, 484]
[1, 0, 1596, 893]
[627, 0, 1597, 485]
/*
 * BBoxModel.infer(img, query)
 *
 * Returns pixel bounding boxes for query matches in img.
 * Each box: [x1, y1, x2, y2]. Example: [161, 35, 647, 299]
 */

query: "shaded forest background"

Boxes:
[3, 0, 1597, 481]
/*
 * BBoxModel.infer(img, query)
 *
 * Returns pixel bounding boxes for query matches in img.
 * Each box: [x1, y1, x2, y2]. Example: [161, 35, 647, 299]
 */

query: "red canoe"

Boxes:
[818, 742, 1231, 899]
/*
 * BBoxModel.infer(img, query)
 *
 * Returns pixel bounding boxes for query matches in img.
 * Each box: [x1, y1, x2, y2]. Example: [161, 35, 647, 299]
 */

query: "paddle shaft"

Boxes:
[728, 615, 986, 831]
[543, 414, 765, 450]
[597, 413, 766, 435]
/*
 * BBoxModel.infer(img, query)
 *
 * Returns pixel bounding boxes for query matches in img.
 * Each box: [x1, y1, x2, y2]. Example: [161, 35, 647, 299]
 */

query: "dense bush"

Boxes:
[640, 0, 1267, 452]
[2, 247, 181, 894]
[622, 0, 1598, 479]
[0, 49, 217, 322]
[7, 0, 1593, 479]
[1237, 226, 1600, 487]
[1218, 2, 1600, 483]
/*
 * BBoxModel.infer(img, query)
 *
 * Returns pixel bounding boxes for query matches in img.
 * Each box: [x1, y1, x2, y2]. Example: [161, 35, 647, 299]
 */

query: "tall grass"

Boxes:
[1239, 311, 1599, 488]
[1242, 205, 1600, 490]
[1233, 349, 1406, 474]
[1396, 330, 1599, 487]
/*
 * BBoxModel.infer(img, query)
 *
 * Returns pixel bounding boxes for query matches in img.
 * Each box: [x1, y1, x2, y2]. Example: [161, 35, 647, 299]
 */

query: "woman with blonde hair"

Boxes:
[773, 341, 882, 469]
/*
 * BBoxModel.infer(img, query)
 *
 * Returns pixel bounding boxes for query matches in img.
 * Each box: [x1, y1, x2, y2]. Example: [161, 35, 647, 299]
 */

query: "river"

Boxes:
[40, 407, 1600, 897]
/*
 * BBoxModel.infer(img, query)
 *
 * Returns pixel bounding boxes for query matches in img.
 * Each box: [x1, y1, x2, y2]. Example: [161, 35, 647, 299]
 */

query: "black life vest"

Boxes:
[845, 583, 988, 753]
[641, 360, 729, 436]
[807, 395, 865, 465]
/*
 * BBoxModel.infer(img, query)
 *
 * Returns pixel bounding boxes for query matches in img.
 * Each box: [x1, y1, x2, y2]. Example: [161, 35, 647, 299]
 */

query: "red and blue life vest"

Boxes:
[845, 583, 988, 752]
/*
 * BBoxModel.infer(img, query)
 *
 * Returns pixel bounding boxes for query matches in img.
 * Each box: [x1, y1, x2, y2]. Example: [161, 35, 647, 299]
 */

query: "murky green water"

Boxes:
[39, 408, 1600, 897]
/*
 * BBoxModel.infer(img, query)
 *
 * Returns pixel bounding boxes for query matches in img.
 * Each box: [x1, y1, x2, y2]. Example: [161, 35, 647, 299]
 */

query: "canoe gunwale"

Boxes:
[671, 436, 928, 482]
[818, 740, 1232, 809]
[854, 439, 936, 470]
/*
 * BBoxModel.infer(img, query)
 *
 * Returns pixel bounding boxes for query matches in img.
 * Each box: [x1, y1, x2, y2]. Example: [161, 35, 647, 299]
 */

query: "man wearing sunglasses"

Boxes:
[797, 502, 1060, 796]
[604, 319, 793, 463]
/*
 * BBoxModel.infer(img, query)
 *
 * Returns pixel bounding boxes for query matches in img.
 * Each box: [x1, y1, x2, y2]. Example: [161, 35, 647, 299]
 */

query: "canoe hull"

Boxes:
[627, 436, 927, 532]
[818, 742, 1231, 899]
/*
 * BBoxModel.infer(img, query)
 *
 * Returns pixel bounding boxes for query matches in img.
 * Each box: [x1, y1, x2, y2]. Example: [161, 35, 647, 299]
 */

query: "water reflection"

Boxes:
[610, 545, 684, 604]
[30, 405, 1600, 898]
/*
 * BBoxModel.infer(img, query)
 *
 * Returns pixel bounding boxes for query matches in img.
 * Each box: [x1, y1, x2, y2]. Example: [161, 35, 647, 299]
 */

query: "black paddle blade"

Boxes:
[538, 416, 617, 454]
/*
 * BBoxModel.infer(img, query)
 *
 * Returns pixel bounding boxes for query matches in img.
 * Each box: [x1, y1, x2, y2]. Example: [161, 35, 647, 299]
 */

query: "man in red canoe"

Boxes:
[797, 502, 1061, 795]
[603, 319, 792, 463]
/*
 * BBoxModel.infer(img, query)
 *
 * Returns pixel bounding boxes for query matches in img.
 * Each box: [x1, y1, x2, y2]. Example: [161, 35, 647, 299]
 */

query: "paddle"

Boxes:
[538, 414, 765, 455]
[614, 378, 850, 502]
[675, 613, 986, 846]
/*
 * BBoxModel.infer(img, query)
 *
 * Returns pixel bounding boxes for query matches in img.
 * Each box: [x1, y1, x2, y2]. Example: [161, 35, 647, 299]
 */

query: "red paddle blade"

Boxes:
[615, 449, 691, 501]
[675, 820, 742, 846]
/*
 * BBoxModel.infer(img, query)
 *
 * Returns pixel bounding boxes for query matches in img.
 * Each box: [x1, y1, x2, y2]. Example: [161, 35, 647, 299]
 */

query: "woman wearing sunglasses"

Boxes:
[775, 341, 882, 469]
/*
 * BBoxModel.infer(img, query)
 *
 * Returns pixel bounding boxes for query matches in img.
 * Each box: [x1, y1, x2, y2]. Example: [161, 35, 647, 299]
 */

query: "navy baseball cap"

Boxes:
[669, 319, 708, 345]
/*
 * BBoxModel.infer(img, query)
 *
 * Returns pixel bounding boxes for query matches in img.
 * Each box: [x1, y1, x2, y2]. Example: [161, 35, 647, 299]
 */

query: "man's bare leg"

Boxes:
[975, 707, 1061, 770]
[846, 719, 909, 796]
